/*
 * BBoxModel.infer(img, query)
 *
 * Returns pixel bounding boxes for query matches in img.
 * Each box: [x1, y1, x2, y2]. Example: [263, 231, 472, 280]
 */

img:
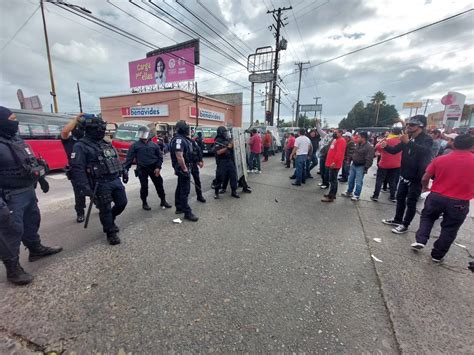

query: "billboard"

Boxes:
[402, 102, 423, 109]
[121, 105, 169, 117]
[128, 47, 195, 88]
[442, 92, 466, 122]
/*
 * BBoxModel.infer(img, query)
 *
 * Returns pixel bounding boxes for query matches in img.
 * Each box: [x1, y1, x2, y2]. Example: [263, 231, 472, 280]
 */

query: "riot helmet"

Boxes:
[136, 125, 151, 140]
[175, 120, 190, 136]
[72, 125, 85, 140]
[216, 126, 227, 138]
[82, 114, 107, 141]
[0, 106, 19, 139]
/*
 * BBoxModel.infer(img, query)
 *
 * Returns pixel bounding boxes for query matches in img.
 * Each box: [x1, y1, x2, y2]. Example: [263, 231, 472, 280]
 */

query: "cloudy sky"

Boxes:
[1, 0, 473, 126]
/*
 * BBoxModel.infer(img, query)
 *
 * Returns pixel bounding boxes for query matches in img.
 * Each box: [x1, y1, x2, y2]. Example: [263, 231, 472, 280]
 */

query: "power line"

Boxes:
[299, 8, 474, 72]
[46, 1, 253, 92]
[0, 5, 40, 54]
[174, 0, 250, 63]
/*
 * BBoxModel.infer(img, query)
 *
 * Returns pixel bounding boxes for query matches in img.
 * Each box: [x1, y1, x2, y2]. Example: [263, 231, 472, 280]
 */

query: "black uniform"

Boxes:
[0, 105, 62, 285]
[170, 133, 194, 217]
[71, 134, 127, 244]
[214, 133, 238, 198]
[188, 137, 205, 201]
[123, 139, 170, 209]
[62, 136, 86, 219]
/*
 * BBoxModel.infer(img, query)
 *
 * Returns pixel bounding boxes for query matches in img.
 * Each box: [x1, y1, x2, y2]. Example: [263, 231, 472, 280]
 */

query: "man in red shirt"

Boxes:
[248, 128, 262, 173]
[411, 134, 474, 262]
[286, 133, 296, 168]
[263, 130, 272, 162]
[322, 129, 346, 202]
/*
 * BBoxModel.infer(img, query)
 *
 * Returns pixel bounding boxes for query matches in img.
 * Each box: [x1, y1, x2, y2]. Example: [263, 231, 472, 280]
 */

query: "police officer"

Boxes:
[187, 134, 206, 203]
[214, 126, 239, 199]
[170, 121, 198, 222]
[61, 113, 86, 222]
[70, 114, 128, 245]
[123, 126, 172, 211]
[0, 106, 62, 285]
[196, 131, 205, 152]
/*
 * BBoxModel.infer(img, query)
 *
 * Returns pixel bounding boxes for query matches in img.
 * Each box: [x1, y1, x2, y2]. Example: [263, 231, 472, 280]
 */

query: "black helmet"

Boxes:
[175, 120, 190, 136]
[216, 126, 227, 137]
[136, 125, 151, 140]
[82, 114, 107, 140]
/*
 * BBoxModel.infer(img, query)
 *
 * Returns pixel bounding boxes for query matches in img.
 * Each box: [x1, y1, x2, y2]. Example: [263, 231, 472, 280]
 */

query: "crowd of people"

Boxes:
[276, 115, 473, 266]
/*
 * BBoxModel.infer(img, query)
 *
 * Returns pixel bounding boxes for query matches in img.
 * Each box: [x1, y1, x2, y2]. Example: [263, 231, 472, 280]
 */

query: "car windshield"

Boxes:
[114, 129, 140, 141]
[195, 128, 217, 138]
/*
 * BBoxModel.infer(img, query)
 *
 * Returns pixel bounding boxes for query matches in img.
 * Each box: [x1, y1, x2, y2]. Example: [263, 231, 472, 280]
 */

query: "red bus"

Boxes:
[112, 120, 159, 160]
[12, 109, 72, 170]
[193, 126, 218, 154]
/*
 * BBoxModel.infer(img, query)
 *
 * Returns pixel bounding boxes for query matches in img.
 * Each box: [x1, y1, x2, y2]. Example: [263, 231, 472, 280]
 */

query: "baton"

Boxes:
[84, 182, 98, 229]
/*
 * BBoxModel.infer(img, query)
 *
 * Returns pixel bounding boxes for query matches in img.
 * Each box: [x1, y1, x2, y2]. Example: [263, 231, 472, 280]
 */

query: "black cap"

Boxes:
[407, 115, 427, 127]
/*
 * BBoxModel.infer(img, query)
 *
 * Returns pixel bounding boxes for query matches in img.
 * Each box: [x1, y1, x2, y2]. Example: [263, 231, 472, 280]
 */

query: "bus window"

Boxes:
[18, 123, 31, 138]
[47, 124, 62, 138]
[29, 124, 47, 139]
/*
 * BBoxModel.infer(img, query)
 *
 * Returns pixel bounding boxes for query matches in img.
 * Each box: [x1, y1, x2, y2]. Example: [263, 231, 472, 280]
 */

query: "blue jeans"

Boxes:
[249, 152, 261, 171]
[347, 164, 365, 197]
[295, 155, 306, 184]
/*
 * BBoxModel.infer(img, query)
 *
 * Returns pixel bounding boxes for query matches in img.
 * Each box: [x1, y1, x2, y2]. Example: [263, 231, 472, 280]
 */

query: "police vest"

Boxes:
[170, 135, 192, 169]
[0, 136, 45, 189]
[81, 138, 123, 179]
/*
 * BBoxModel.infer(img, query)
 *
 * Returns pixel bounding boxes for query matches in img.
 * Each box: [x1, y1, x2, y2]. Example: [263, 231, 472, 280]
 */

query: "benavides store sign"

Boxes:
[189, 106, 225, 122]
[121, 105, 169, 117]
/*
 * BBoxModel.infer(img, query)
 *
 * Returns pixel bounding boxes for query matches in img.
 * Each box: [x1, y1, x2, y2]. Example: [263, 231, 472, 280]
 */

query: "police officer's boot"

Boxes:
[3, 258, 33, 285]
[184, 213, 199, 222]
[231, 190, 240, 198]
[28, 244, 63, 262]
[142, 200, 151, 211]
[197, 194, 206, 203]
[214, 189, 219, 199]
[107, 232, 121, 245]
[160, 199, 172, 209]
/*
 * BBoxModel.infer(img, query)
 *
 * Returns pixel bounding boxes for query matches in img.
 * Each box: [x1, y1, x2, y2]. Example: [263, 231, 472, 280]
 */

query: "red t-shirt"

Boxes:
[287, 136, 296, 149]
[325, 137, 347, 169]
[376, 136, 402, 169]
[426, 150, 474, 201]
[263, 133, 272, 147]
[249, 134, 262, 154]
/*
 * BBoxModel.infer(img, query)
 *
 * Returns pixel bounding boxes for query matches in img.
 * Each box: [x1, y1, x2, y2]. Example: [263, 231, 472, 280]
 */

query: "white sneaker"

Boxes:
[411, 242, 425, 250]
[318, 182, 323, 186]
[252, 169, 259, 173]
[341, 191, 353, 197]
[432, 257, 444, 263]
[256, 170, 262, 174]
[247, 170, 253, 173]
[351, 195, 360, 201]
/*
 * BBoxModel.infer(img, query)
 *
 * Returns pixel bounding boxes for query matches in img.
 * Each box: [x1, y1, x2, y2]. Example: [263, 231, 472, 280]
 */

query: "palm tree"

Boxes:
[371, 91, 387, 126]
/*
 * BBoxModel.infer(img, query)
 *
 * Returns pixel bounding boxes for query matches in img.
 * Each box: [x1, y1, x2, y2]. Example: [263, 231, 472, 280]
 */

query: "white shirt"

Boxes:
[294, 135, 311, 155]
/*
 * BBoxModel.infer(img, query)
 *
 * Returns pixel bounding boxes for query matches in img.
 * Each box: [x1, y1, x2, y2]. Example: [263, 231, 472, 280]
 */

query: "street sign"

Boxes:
[402, 102, 423, 109]
[442, 92, 466, 122]
[299, 104, 322, 112]
[247, 47, 275, 73]
[248, 72, 274, 83]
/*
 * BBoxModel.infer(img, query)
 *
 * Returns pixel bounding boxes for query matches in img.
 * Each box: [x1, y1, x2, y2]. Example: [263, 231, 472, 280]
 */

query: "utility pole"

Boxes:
[250, 82, 255, 126]
[313, 96, 321, 121]
[375, 101, 381, 126]
[267, 6, 292, 126]
[276, 86, 281, 128]
[195, 82, 199, 128]
[423, 99, 431, 115]
[40, 0, 58, 113]
[294, 61, 310, 127]
[77, 82, 83, 112]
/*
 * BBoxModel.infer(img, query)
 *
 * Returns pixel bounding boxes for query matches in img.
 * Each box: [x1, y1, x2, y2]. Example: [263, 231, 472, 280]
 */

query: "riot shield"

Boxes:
[231, 128, 248, 181]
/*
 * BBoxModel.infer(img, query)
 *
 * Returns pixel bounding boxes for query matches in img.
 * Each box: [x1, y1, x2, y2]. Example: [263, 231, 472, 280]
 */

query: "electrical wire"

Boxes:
[0, 5, 40, 54]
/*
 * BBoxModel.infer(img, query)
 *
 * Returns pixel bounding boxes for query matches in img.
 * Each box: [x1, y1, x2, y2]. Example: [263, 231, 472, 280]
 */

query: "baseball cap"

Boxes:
[407, 115, 427, 127]
[445, 133, 458, 140]
[343, 132, 352, 137]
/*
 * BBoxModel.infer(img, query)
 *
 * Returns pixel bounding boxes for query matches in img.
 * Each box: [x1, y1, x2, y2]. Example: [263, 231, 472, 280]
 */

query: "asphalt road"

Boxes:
[1, 155, 473, 354]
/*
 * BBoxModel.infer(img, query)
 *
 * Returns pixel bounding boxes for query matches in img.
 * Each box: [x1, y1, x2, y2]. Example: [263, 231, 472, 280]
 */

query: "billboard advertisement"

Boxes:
[189, 106, 225, 122]
[442, 92, 466, 123]
[129, 47, 195, 88]
[121, 105, 169, 117]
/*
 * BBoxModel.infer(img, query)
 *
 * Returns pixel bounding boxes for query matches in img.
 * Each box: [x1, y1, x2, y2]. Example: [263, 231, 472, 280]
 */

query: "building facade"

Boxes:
[100, 90, 242, 128]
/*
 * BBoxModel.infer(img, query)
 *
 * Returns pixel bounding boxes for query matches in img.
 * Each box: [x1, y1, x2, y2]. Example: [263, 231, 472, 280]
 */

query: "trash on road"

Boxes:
[371, 255, 383, 263]
[173, 218, 182, 224]
[373, 238, 382, 243]
[454, 242, 467, 249]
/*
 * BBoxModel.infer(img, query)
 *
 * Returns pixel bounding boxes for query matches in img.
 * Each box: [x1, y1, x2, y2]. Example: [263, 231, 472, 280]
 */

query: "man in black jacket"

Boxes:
[381, 115, 433, 234]
[123, 126, 171, 211]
